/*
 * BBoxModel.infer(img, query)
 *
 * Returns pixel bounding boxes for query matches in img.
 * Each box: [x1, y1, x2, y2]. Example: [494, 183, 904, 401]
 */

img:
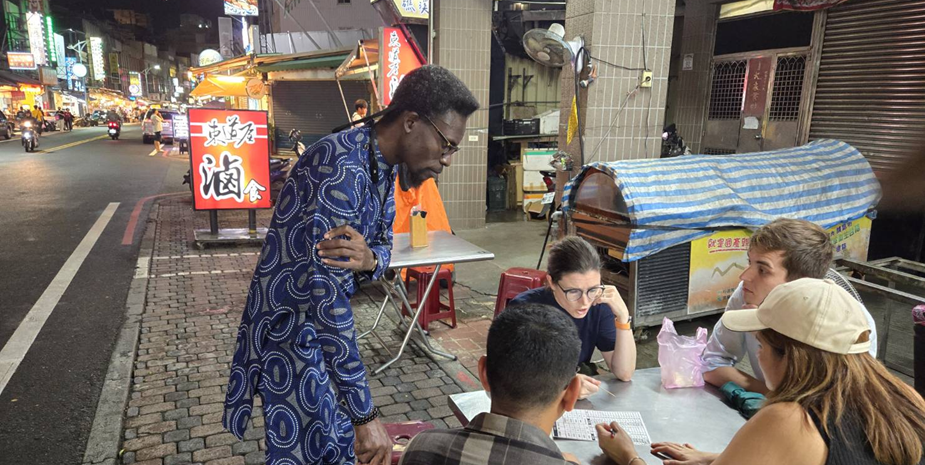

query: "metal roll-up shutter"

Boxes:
[271, 80, 370, 148]
[809, 0, 925, 174]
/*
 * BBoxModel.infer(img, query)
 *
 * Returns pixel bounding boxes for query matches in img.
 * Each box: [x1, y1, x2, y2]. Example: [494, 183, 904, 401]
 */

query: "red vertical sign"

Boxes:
[742, 56, 772, 118]
[188, 108, 272, 210]
[379, 27, 423, 107]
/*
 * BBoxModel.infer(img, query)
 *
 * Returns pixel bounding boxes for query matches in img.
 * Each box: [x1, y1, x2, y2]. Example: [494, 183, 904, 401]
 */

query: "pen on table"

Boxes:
[598, 385, 617, 398]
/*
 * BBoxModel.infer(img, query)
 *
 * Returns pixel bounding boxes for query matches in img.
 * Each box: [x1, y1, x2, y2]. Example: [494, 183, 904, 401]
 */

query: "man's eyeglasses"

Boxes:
[557, 282, 605, 302]
[421, 114, 460, 157]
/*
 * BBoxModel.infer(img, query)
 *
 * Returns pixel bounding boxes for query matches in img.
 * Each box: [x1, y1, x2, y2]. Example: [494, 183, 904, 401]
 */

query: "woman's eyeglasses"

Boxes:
[557, 282, 605, 302]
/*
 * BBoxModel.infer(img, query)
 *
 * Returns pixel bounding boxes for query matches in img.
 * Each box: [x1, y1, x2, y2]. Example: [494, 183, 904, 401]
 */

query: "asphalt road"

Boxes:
[0, 124, 190, 465]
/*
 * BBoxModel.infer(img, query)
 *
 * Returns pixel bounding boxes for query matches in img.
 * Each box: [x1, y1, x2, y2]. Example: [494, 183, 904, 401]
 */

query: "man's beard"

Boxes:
[399, 163, 430, 191]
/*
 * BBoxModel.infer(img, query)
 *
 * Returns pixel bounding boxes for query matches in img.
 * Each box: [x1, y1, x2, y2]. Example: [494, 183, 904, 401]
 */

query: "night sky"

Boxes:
[49, 0, 225, 32]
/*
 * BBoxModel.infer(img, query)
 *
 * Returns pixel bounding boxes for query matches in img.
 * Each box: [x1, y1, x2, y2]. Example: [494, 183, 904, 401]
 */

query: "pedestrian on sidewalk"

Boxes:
[63, 108, 73, 132]
[151, 109, 164, 152]
[224, 65, 480, 465]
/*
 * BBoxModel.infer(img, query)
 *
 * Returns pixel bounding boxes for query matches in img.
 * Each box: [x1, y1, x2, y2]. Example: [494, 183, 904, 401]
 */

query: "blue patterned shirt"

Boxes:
[224, 126, 396, 438]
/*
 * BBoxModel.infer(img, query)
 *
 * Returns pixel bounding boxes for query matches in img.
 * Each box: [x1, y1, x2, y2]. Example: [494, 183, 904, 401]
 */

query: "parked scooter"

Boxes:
[661, 123, 691, 158]
[108, 120, 121, 140]
[21, 120, 38, 152]
[289, 128, 305, 156]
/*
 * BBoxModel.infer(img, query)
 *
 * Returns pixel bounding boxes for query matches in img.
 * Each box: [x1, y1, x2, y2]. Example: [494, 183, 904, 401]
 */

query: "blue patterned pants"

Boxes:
[260, 339, 356, 465]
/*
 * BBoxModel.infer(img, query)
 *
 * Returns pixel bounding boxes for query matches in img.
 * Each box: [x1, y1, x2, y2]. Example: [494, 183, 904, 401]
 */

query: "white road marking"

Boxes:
[134, 257, 150, 279]
[148, 269, 252, 279]
[151, 252, 259, 260]
[0, 203, 119, 396]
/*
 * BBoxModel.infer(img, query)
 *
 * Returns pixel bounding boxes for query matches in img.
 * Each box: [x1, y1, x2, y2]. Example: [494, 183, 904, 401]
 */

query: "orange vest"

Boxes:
[393, 176, 454, 273]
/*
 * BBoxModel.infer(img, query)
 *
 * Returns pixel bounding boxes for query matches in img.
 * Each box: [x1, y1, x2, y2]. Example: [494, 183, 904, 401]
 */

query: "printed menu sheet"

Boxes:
[553, 410, 652, 444]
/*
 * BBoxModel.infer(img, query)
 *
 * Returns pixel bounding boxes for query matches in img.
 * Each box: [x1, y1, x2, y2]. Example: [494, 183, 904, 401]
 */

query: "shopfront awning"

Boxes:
[190, 73, 250, 98]
[335, 39, 379, 79]
[255, 53, 350, 73]
[0, 69, 43, 87]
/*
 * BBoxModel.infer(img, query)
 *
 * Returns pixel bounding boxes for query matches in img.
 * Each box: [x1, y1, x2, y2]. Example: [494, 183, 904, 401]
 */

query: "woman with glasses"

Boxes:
[510, 236, 636, 397]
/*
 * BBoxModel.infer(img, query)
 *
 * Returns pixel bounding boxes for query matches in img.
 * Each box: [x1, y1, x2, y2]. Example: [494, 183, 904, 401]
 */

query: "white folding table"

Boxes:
[359, 231, 495, 374]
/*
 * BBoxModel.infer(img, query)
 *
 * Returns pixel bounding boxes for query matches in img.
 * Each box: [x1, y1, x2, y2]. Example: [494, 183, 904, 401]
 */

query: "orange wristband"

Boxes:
[615, 318, 631, 331]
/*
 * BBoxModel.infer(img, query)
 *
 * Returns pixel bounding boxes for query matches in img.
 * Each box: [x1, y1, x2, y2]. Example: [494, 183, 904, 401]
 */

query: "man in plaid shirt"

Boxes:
[399, 304, 584, 465]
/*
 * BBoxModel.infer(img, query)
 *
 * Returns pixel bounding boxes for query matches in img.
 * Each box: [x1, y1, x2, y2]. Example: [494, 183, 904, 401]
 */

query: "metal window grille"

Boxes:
[702, 148, 737, 155]
[708, 60, 747, 120]
[769, 55, 806, 122]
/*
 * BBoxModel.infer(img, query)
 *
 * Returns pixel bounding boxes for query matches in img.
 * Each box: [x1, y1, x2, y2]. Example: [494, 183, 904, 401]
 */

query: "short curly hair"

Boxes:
[750, 218, 834, 280]
[380, 65, 480, 124]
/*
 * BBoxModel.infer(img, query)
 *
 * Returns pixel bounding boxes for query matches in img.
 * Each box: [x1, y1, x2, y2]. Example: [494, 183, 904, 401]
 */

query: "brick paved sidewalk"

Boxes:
[118, 197, 491, 465]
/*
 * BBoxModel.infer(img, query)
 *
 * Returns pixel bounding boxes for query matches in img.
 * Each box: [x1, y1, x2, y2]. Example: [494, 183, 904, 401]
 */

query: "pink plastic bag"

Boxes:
[657, 317, 708, 389]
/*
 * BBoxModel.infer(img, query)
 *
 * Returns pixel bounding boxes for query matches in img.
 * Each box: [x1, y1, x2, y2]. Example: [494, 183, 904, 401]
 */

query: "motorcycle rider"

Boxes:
[32, 105, 45, 134]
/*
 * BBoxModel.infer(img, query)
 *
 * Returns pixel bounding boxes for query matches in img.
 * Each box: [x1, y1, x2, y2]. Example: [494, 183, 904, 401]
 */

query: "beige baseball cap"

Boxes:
[721, 278, 871, 355]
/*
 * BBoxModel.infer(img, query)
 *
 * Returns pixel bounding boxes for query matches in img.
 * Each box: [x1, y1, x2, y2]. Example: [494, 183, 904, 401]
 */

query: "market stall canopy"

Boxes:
[335, 39, 379, 79]
[0, 69, 43, 87]
[255, 50, 351, 73]
[562, 139, 882, 262]
[190, 73, 251, 98]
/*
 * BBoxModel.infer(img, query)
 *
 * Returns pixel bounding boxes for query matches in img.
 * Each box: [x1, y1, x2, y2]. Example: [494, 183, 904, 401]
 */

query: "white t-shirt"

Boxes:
[701, 269, 878, 382]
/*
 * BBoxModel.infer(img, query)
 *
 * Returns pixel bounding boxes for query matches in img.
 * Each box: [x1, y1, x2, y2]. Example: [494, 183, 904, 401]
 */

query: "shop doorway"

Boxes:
[701, 11, 815, 154]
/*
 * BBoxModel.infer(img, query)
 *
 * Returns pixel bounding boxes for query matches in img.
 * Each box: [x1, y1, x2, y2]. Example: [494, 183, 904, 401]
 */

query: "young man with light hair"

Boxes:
[701, 218, 878, 394]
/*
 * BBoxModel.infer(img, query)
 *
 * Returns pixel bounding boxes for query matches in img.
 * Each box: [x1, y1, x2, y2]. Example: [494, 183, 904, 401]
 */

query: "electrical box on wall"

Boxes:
[641, 71, 653, 88]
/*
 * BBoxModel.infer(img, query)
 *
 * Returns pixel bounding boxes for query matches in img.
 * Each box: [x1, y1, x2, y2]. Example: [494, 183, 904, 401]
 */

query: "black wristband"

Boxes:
[351, 407, 380, 426]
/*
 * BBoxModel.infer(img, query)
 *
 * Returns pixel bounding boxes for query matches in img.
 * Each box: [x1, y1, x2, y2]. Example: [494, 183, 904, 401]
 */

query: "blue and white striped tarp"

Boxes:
[562, 139, 881, 262]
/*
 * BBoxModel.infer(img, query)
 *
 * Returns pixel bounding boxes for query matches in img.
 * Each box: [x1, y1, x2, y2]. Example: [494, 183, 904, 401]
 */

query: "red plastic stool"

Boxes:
[404, 266, 456, 331]
[386, 421, 435, 464]
[494, 267, 548, 317]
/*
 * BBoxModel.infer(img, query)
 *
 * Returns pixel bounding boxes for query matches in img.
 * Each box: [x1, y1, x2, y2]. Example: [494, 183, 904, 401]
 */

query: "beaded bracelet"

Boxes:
[351, 407, 380, 426]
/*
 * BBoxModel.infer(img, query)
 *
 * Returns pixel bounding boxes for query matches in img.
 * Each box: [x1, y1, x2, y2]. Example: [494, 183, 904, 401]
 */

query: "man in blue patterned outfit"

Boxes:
[224, 65, 479, 465]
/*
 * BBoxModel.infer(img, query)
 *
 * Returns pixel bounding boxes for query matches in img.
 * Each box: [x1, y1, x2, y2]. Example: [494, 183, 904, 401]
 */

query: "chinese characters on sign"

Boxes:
[773, 0, 848, 10]
[688, 229, 753, 314]
[26, 12, 47, 66]
[224, 0, 258, 16]
[378, 27, 423, 107]
[129, 72, 142, 96]
[189, 109, 271, 210]
[204, 115, 257, 149]
[90, 37, 105, 81]
[392, 0, 429, 19]
[387, 30, 401, 103]
[743, 56, 772, 118]
[8, 52, 36, 70]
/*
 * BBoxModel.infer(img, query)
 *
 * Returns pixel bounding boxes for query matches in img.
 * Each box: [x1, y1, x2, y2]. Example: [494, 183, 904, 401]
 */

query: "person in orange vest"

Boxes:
[393, 175, 454, 275]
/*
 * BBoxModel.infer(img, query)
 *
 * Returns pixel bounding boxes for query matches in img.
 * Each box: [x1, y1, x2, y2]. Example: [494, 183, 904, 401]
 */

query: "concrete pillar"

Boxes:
[433, 0, 492, 230]
[558, 0, 676, 167]
[673, 0, 719, 153]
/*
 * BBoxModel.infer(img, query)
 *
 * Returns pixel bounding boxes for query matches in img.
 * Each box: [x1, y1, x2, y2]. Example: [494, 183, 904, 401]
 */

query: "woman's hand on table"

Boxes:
[596, 285, 630, 324]
[650, 442, 718, 465]
[577, 374, 600, 399]
[595, 422, 638, 465]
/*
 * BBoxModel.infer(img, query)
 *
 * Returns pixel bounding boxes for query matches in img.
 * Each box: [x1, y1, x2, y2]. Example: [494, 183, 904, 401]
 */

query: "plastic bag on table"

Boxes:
[657, 317, 708, 389]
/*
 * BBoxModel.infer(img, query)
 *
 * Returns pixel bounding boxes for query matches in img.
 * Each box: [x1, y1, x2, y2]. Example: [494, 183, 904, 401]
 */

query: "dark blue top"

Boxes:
[509, 287, 617, 364]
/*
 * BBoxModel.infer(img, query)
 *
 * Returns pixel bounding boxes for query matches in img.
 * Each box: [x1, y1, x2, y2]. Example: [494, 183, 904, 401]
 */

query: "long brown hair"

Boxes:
[759, 329, 925, 465]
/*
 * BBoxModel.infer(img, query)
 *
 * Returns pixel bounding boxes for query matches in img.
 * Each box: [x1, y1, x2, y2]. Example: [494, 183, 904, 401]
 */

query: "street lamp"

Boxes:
[142, 64, 162, 98]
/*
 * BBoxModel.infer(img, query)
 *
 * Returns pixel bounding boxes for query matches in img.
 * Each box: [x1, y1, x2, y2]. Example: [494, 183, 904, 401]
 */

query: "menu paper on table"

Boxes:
[553, 410, 652, 444]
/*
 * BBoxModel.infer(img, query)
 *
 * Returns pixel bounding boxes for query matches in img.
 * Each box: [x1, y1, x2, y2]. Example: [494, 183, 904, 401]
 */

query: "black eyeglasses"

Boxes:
[556, 282, 605, 302]
[421, 114, 459, 157]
